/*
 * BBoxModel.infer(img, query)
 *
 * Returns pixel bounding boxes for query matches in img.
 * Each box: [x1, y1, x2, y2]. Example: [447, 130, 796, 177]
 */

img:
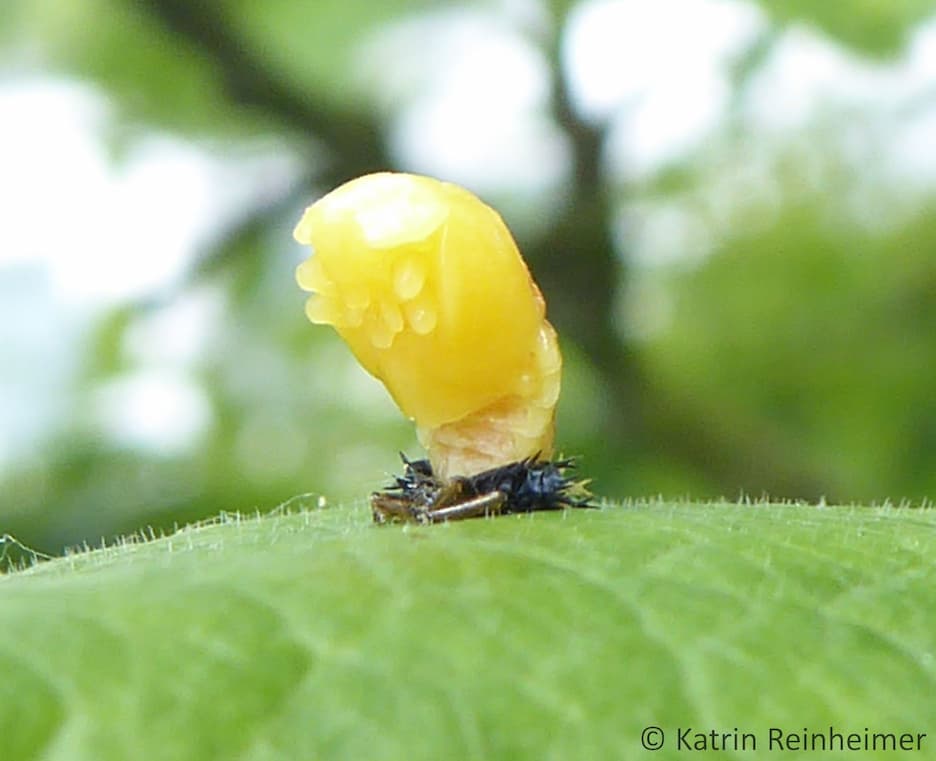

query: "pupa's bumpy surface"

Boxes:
[294, 172, 561, 479]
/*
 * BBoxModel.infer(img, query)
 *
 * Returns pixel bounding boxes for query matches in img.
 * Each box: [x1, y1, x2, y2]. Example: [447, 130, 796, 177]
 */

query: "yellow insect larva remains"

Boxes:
[293, 172, 561, 479]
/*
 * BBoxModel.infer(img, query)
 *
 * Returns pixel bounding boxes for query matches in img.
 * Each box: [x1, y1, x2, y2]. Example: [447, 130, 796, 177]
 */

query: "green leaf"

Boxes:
[2, 502, 935, 759]
[10, 0, 268, 136]
[7, 0, 447, 136]
[221, 0, 447, 110]
[753, 0, 933, 58]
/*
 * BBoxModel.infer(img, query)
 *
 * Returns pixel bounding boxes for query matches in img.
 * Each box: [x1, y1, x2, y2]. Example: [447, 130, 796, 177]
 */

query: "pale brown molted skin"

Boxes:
[415, 321, 561, 479]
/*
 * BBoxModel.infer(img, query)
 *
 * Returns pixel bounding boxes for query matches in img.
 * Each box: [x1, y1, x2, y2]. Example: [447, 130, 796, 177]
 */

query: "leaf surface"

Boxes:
[2, 502, 935, 760]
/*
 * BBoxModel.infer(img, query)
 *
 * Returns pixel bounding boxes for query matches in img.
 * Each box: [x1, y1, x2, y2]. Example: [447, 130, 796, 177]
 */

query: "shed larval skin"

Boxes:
[293, 172, 561, 479]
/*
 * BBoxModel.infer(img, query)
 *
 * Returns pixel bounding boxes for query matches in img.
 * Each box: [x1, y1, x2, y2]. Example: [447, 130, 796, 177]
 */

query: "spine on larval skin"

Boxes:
[293, 172, 561, 479]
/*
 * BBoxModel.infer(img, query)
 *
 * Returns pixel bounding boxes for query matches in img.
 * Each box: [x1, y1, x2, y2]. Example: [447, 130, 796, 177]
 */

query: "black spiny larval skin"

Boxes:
[375, 454, 593, 521]
[457, 457, 592, 513]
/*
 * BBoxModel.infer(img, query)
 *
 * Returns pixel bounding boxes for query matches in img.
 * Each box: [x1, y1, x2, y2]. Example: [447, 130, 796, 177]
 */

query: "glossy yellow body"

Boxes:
[294, 172, 560, 477]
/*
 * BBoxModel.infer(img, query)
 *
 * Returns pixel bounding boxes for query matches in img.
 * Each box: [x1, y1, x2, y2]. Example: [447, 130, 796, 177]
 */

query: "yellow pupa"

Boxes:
[293, 172, 561, 479]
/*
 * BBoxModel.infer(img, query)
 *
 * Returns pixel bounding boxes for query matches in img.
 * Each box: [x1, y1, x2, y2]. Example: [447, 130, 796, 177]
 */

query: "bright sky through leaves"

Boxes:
[1, 0, 935, 471]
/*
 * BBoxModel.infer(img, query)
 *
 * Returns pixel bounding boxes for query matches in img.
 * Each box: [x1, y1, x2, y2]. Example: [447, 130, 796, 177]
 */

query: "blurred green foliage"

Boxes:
[755, 0, 934, 57]
[649, 196, 936, 501]
[1, 0, 935, 556]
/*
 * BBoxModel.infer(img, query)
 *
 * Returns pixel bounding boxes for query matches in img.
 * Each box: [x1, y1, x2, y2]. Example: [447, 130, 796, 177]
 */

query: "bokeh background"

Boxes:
[2, 0, 935, 557]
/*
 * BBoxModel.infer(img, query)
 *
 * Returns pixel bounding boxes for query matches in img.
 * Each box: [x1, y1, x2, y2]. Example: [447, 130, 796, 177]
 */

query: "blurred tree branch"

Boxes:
[139, 0, 831, 499]
[533, 23, 830, 499]
[139, 0, 386, 184]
